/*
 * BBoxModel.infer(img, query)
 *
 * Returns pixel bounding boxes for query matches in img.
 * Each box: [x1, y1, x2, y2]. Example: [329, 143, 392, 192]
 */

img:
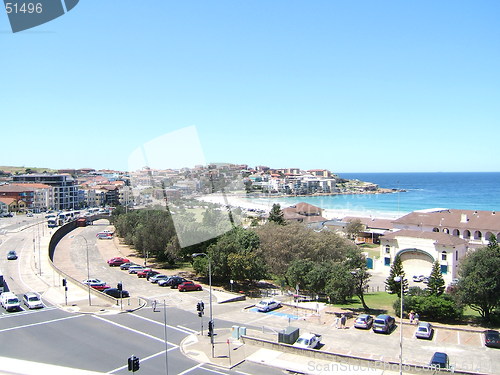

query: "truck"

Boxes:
[292, 333, 322, 349]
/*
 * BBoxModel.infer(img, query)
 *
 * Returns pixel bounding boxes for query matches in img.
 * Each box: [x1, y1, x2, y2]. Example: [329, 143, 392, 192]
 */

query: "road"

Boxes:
[1, 214, 500, 375]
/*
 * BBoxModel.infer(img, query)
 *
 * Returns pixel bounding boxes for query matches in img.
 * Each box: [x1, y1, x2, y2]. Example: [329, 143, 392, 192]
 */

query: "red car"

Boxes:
[107, 257, 130, 267]
[178, 281, 202, 292]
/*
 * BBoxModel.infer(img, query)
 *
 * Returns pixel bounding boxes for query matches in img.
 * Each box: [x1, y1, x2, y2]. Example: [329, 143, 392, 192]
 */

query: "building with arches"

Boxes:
[378, 208, 500, 285]
[379, 230, 468, 284]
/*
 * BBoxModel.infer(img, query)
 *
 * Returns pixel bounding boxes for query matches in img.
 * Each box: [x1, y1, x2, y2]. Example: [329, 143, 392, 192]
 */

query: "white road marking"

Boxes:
[106, 347, 178, 374]
[92, 315, 180, 346]
[129, 312, 194, 334]
[177, 363, 204, 375]
[0, 314, 83, 333]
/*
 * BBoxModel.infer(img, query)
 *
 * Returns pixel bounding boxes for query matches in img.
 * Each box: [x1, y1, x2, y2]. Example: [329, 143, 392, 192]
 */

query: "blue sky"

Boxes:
[1, 1, 499, 173]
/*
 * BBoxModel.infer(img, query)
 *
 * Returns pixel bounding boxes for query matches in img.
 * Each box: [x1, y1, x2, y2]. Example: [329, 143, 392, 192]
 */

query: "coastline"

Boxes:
[195, 193, 406, 220]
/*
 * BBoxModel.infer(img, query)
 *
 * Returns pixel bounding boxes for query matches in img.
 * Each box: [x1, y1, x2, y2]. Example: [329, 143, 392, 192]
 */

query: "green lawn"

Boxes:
[331, 292, 398, 315]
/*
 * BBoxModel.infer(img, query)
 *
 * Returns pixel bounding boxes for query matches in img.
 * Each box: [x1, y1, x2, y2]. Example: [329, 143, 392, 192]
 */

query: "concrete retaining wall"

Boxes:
[48, 221, 118, 305]
[241, 335, 489, 375]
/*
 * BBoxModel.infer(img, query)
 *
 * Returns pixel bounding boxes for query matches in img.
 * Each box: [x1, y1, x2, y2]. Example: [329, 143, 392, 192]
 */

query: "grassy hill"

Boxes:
[0, 166, 56, 174]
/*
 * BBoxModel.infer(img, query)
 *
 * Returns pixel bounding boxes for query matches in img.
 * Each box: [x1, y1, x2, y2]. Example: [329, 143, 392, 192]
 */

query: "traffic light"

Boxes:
[62, 279, 67, 287]
[196, 302, 201, 311]
[117, 282, 123, 291]
[208, 320, 214, 336]
[198, 311, 203, 317]
[127, 356, 140, 372]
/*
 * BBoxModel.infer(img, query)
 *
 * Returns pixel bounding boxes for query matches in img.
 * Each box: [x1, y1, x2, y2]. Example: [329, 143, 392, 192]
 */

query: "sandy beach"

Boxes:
[196, 194, 404, 220]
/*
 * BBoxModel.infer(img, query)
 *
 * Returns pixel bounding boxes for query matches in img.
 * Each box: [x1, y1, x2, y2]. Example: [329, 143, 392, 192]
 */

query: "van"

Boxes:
[372, 314, 395, 334]
[1, 292, 21, 312]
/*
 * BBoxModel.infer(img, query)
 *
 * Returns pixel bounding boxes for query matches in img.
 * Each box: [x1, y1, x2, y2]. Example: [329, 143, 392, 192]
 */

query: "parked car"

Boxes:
[354, 314, 374, 329]
[256, 299, 281, 312]
[82, 279, 111, 291]
[1, 292, 21, 311]
[107, 257, 130, 266]
[22, 292, 44, 309]
[158, 276, 187, 288]
[293, 333, 321, 349]
[415, 322, 433, 339]
[429, 352, 449, 369]
[128, 265, 145, 274]
[137, 269, 159, 279]
[103, 288, 130, 298]
[412, 275, 424, 282]
[178, 281, 202, 292]
[150, 274, 171, 284]
[372, 314, 396, 334]
[7, 250, 18, 260]
[119, 262, 138, 270]
[484, 330, 500, 348]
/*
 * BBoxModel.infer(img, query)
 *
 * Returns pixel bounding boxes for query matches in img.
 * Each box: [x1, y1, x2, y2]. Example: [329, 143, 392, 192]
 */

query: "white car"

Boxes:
[293, 333, 322, 349]
[82, 278, 106, 287]
[256, 299, 281, 312]
[22, 292, 44, 309]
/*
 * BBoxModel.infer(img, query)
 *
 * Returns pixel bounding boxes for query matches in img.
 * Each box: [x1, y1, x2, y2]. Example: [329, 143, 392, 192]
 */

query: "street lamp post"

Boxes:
[394, 276, 403, 375]
[192, 252, 214, 358]
[78, 235, 91, 306]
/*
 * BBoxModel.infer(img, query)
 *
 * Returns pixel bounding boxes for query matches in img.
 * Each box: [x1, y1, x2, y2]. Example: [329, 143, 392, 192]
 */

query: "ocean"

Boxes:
[246, 172, 500, 218]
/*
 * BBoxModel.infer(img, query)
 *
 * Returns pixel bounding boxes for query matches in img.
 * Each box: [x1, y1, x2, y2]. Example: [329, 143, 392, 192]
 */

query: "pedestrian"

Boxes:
[335, 315, 340, 329]
[340, 313, 347, 329]
[409, 311, 414, 324]
[414, 312, 419, 325]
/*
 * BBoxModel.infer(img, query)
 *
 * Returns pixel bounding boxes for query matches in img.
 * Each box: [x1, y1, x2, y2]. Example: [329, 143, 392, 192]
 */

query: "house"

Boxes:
[343, 216, 395, 244]
[282, 202, 327, 223]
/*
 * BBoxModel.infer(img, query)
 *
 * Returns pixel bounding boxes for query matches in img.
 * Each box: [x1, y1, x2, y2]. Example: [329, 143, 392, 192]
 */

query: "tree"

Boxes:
[426, 260, 445, 296]
[268, 203, 285, 225]
[457, 244, 500, 322]
[343, 247, 371, 311]
[385, 255, 408, 297]
[324, 263, 355, 304]
[346, 219, 364, 240]
[285, 259, 315, 292]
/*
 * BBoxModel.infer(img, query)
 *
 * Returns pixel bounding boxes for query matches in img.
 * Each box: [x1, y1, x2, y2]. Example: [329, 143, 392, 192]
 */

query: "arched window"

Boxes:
[443, 228, 449, 234]
[474, 231, 482, 240]
[385, 245, 390, 254]
[452, 229, 460, 237]
[485, 232, 494, 242]
[433, 227, 440, 232]
[464, 230, 471, 239]
[441, 251, 447, 261]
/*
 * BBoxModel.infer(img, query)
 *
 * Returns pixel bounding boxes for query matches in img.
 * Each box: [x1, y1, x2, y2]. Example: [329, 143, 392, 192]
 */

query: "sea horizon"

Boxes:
[242, 172, 500, 218]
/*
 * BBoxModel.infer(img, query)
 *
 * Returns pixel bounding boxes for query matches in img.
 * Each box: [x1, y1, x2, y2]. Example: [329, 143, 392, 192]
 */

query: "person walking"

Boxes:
[335, 315, 340, 329]
[414, 312, 419, 325]
[409, 311, 414, 324]
[340, 313, 347, 329]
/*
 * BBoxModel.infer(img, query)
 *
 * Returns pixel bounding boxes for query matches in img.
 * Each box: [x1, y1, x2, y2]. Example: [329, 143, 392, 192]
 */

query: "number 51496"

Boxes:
[5, 2, 42, 14]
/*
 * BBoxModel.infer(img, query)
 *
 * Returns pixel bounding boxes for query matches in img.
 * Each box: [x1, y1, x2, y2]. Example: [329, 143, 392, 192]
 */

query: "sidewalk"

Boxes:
[12, 220, 142, 315]
[180, 327, 400, 375]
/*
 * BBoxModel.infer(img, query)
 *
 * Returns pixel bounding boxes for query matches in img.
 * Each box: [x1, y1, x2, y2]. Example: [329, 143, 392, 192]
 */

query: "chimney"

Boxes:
[461, 213, 468, 223]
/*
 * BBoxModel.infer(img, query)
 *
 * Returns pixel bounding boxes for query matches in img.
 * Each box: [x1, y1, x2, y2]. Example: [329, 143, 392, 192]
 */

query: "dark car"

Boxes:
[430, 352, 449, 369]
[107, 257, 130, 267]
[354, 314, 374, 329]
[158, 276, 187, 288]
[372, 314, 396, 334]
[137, 269, 159, 279]
[484, 330, 500, 348]
[178, 281, 202, 292]
[103, 288, 130, 298]
[7, 250, 18, 260]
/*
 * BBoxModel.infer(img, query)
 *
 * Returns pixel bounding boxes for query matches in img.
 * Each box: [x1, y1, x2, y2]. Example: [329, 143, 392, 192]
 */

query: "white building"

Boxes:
[379, 230, 468, 284]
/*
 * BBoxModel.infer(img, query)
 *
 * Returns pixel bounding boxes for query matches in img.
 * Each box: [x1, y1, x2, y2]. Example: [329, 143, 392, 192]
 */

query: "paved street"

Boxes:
[1, 215, 499, 375]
